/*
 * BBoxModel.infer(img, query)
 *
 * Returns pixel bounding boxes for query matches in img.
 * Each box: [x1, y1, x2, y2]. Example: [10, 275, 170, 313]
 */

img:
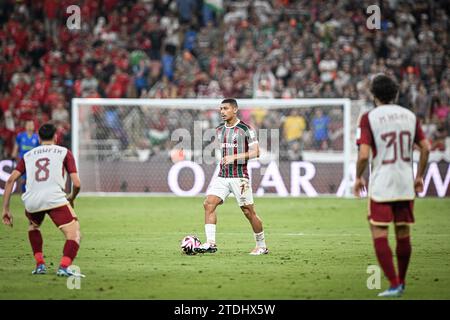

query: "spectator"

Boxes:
[183, 24, 198, 54]
[431, 121, 447, 151]
[162, 51, 175, 81]
[255, 79, 274, 99]
[104, 106, 128, 149]
[414, 84, 430, 120]
[176, 0, 198, 25]
[0, 117, 14, 158]
[133, 59, 150, 96]
[80, 69, 99, 96]
[318, 52, 337, 83]
[422, 115, 438, 143]
[312, 108, 330, 150]
[52, 101, 69, 124]
[283, 109, 306, 156]
[43, 0, 58, 39]
[431, 97, 449, 121]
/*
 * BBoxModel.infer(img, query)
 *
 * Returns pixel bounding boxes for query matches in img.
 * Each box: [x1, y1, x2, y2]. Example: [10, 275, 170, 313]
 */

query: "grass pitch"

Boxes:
[0, 196, 449, 300]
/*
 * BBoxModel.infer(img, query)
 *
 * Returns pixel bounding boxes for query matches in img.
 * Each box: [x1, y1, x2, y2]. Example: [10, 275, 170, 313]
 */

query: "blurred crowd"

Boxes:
[0, 0, 449, 160]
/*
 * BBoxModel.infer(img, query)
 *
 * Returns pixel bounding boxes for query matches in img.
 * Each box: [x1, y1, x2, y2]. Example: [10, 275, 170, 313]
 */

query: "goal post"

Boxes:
[72, 98, 354, 197]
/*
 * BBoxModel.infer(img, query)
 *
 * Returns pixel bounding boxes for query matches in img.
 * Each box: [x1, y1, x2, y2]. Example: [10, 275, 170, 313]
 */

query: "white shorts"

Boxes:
[206, 176, 254, 206]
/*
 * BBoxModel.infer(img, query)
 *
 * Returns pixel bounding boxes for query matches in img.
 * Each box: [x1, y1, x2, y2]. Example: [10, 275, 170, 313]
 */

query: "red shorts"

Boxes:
[368, 199, 414, 226]
[25, 205, 78, 228]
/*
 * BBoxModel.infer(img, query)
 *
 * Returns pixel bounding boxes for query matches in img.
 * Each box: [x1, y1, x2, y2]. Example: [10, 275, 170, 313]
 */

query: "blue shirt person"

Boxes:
[162, 53, 175, 81]
[312, 109, 330, 150]
[12, 120, 40, 192]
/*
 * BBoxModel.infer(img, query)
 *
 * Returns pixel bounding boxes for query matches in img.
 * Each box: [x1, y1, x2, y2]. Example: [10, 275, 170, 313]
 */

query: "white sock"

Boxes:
[254, 231, 266, 248]
[205, 224, 216, 244]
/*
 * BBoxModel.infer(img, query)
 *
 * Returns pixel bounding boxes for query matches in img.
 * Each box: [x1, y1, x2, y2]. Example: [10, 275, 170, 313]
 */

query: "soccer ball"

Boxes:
[180, 235, 201, 255]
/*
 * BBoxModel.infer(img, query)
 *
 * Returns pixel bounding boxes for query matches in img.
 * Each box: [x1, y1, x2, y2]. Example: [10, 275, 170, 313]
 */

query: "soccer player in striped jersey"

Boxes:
[194, 99, 268, 255]
[354, 74, 430, 297]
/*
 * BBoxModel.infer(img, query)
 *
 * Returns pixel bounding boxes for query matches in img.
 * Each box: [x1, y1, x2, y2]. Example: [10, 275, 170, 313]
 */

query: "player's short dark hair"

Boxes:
[221, 98, 238, 108]
[370, 74, 399, 104]
[38, 123, 57, 141]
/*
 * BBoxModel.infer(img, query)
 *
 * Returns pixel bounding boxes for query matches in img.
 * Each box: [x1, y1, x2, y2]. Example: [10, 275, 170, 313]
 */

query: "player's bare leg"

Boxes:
[370, 224, 388, 238]
[195, 195, 222, 253]
[57, 220, 84, 277]
[371, 225, 402, 297]
[241, 204, 268, 255]
[394, 225, 411, 292]
[28, 223, 47, 274]
[203, 195, 221, 226]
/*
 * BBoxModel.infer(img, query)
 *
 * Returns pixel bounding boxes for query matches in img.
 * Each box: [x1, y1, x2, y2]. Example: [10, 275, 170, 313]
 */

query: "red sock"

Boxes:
[374, 237, 399, 288]
[60, 240, 79, 268]
[396, 236, 411, 285]
[28, 230, 45, 265]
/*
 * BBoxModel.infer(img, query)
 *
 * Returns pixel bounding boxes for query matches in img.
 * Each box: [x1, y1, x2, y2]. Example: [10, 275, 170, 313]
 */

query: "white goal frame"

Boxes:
[72, 98, 353, 197]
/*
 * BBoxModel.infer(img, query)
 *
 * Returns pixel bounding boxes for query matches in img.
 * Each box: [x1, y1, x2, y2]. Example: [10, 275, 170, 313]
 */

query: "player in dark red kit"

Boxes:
[354, 74, 430, 297]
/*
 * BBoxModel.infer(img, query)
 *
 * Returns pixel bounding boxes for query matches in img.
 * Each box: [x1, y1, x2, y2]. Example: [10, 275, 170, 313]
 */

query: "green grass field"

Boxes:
[0, 196, 449, 300]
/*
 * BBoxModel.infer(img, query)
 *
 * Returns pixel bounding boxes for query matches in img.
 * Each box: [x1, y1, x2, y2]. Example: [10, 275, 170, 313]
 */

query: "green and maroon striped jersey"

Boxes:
[216, 119, 258, 179]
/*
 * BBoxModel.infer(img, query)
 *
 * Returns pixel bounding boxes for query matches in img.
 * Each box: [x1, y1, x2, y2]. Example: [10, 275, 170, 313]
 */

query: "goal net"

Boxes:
[72, 98, 359, 197]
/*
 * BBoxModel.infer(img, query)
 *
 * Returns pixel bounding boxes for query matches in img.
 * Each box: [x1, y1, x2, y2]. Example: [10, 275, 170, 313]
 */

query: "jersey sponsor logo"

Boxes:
[222, 143, 238, 148]
[22, 145, 34, 151]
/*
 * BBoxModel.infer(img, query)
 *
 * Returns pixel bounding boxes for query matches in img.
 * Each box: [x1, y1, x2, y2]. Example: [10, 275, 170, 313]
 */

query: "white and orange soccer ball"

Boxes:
[180, 235, 201, 255]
